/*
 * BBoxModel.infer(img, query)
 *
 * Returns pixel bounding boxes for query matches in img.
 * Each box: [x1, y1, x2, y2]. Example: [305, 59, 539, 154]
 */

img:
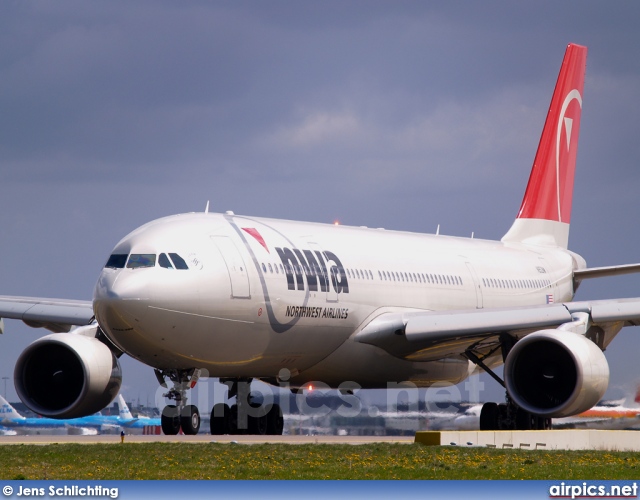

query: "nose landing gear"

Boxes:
[156, 368, 201, 435]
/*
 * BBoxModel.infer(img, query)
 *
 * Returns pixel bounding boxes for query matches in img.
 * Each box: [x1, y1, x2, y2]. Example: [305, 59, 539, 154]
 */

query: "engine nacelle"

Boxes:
[14, 333, 122, 419]
[504, 330, 609, 418]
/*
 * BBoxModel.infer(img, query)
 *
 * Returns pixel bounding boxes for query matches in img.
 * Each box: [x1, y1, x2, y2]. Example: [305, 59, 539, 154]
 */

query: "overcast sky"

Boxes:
[2, 2, 640, 410]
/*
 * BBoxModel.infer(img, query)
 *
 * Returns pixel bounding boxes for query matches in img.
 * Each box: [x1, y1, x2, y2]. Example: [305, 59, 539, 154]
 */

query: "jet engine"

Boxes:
[14, 333, 122, 419]
[504, 330, 609, 418]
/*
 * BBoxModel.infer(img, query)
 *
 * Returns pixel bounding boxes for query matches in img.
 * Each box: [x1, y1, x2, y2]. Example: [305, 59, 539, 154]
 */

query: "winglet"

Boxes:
[503, 44, 587, 248]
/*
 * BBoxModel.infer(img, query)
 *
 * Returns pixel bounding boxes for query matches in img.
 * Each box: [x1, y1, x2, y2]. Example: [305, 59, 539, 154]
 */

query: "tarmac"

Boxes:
[4, 430, 640, 449]
[0, 434, 415, 445]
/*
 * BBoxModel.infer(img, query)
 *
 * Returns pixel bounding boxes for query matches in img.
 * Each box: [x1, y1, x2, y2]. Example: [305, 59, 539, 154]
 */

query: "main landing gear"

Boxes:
[479, 396, 552, 431]
[466, 339, 551, 431]
[210, 378, 284, 436]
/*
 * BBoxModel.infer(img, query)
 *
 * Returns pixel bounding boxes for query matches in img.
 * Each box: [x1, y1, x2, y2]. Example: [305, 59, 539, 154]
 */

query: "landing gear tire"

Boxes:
[161, 405, 181, 435]
[479, 402, 498, 431]
[537, 417, 552, 430]
[249, 414, 268, 435]
[181, 405, 200, 435]
[210, 403, 230, 435]
[267, 404, 284, 435]
[516, 407, 534, 430]
[228, 404, 244, 435]
[497, 403, 508, 429]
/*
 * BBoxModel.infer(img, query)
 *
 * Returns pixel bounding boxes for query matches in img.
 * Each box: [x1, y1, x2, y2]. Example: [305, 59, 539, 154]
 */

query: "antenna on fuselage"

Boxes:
[205, 200, 210, 213]
[436, 224, 440, 236]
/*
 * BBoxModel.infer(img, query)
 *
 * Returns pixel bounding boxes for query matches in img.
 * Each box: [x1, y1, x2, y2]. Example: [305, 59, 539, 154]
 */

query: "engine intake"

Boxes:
[14, 333, 122, 419]
[504, 330, 609, 418]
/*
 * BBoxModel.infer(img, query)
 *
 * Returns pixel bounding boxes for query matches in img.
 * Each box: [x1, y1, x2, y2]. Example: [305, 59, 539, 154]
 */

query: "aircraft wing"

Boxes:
[354, 297, 640, 362]
[0, 296, 94, 333]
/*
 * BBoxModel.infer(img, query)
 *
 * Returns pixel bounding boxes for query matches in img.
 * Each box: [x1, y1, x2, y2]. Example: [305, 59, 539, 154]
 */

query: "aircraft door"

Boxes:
[210, 236, 251, 299]
[465, 262, 484, 309]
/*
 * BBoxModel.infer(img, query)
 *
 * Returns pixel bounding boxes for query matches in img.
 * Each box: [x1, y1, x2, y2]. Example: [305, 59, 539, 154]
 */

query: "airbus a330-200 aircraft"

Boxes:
[2, 43, 640, 436]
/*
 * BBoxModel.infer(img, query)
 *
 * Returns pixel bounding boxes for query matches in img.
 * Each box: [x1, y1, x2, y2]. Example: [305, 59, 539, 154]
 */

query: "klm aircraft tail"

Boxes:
[116, 394, 134, 421]
[502, 43, 587, 249]
[0, 395, 25, 421]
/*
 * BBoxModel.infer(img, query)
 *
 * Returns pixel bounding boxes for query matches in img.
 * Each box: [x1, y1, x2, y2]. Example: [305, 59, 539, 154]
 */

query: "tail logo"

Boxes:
[556, 89, 582, 223]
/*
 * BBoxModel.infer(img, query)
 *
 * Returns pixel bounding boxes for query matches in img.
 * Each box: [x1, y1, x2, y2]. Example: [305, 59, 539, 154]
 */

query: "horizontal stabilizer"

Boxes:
[574, 263, 640, 280]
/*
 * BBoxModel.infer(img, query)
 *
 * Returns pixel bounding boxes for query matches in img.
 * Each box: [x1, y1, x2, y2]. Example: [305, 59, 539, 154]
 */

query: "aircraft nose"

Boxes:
[93, 269, 151, 332]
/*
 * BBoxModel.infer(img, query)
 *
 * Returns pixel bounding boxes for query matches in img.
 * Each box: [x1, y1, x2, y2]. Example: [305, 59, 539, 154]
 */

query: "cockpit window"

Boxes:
[126, 254, 156, 269]
[158, 253, 189, 270]
[158, 253, 174, 269]
[169, 253, 189, 270]
[105, 254, 128, 269]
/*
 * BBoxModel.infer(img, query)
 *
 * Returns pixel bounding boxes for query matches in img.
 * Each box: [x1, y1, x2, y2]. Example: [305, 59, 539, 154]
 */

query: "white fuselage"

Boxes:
[93, 212, 578, 388]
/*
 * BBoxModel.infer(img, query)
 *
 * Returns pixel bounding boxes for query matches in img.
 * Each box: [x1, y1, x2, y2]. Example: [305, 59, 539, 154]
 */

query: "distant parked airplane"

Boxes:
[0, 395, 100, 435]
[0, 394, 161, 435]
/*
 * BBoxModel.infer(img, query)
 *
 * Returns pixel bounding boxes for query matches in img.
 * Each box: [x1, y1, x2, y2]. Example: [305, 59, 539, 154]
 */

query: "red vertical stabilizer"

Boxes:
[503, 44, 587, 248]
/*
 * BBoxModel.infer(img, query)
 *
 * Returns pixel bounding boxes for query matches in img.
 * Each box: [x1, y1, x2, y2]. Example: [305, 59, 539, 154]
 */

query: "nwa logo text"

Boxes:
[275, 247, 349, 294]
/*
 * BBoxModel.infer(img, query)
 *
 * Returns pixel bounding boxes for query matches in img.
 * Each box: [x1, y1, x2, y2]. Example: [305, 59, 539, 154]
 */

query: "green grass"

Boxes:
[0, 443, 638, 480]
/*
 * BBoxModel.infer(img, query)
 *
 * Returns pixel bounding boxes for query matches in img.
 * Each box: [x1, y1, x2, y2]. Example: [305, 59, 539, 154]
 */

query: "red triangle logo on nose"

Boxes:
[242, 227, 269, 253]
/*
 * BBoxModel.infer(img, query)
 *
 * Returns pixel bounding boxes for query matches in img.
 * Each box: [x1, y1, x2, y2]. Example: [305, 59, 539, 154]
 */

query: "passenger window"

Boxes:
[159, 253, 174, 269]
[169, 253, 189, 270]
[105, 254, 128, 269]
[268, 263, 273, 273]
[127, 254, 156, 269]
[262, 263, 267, 272]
